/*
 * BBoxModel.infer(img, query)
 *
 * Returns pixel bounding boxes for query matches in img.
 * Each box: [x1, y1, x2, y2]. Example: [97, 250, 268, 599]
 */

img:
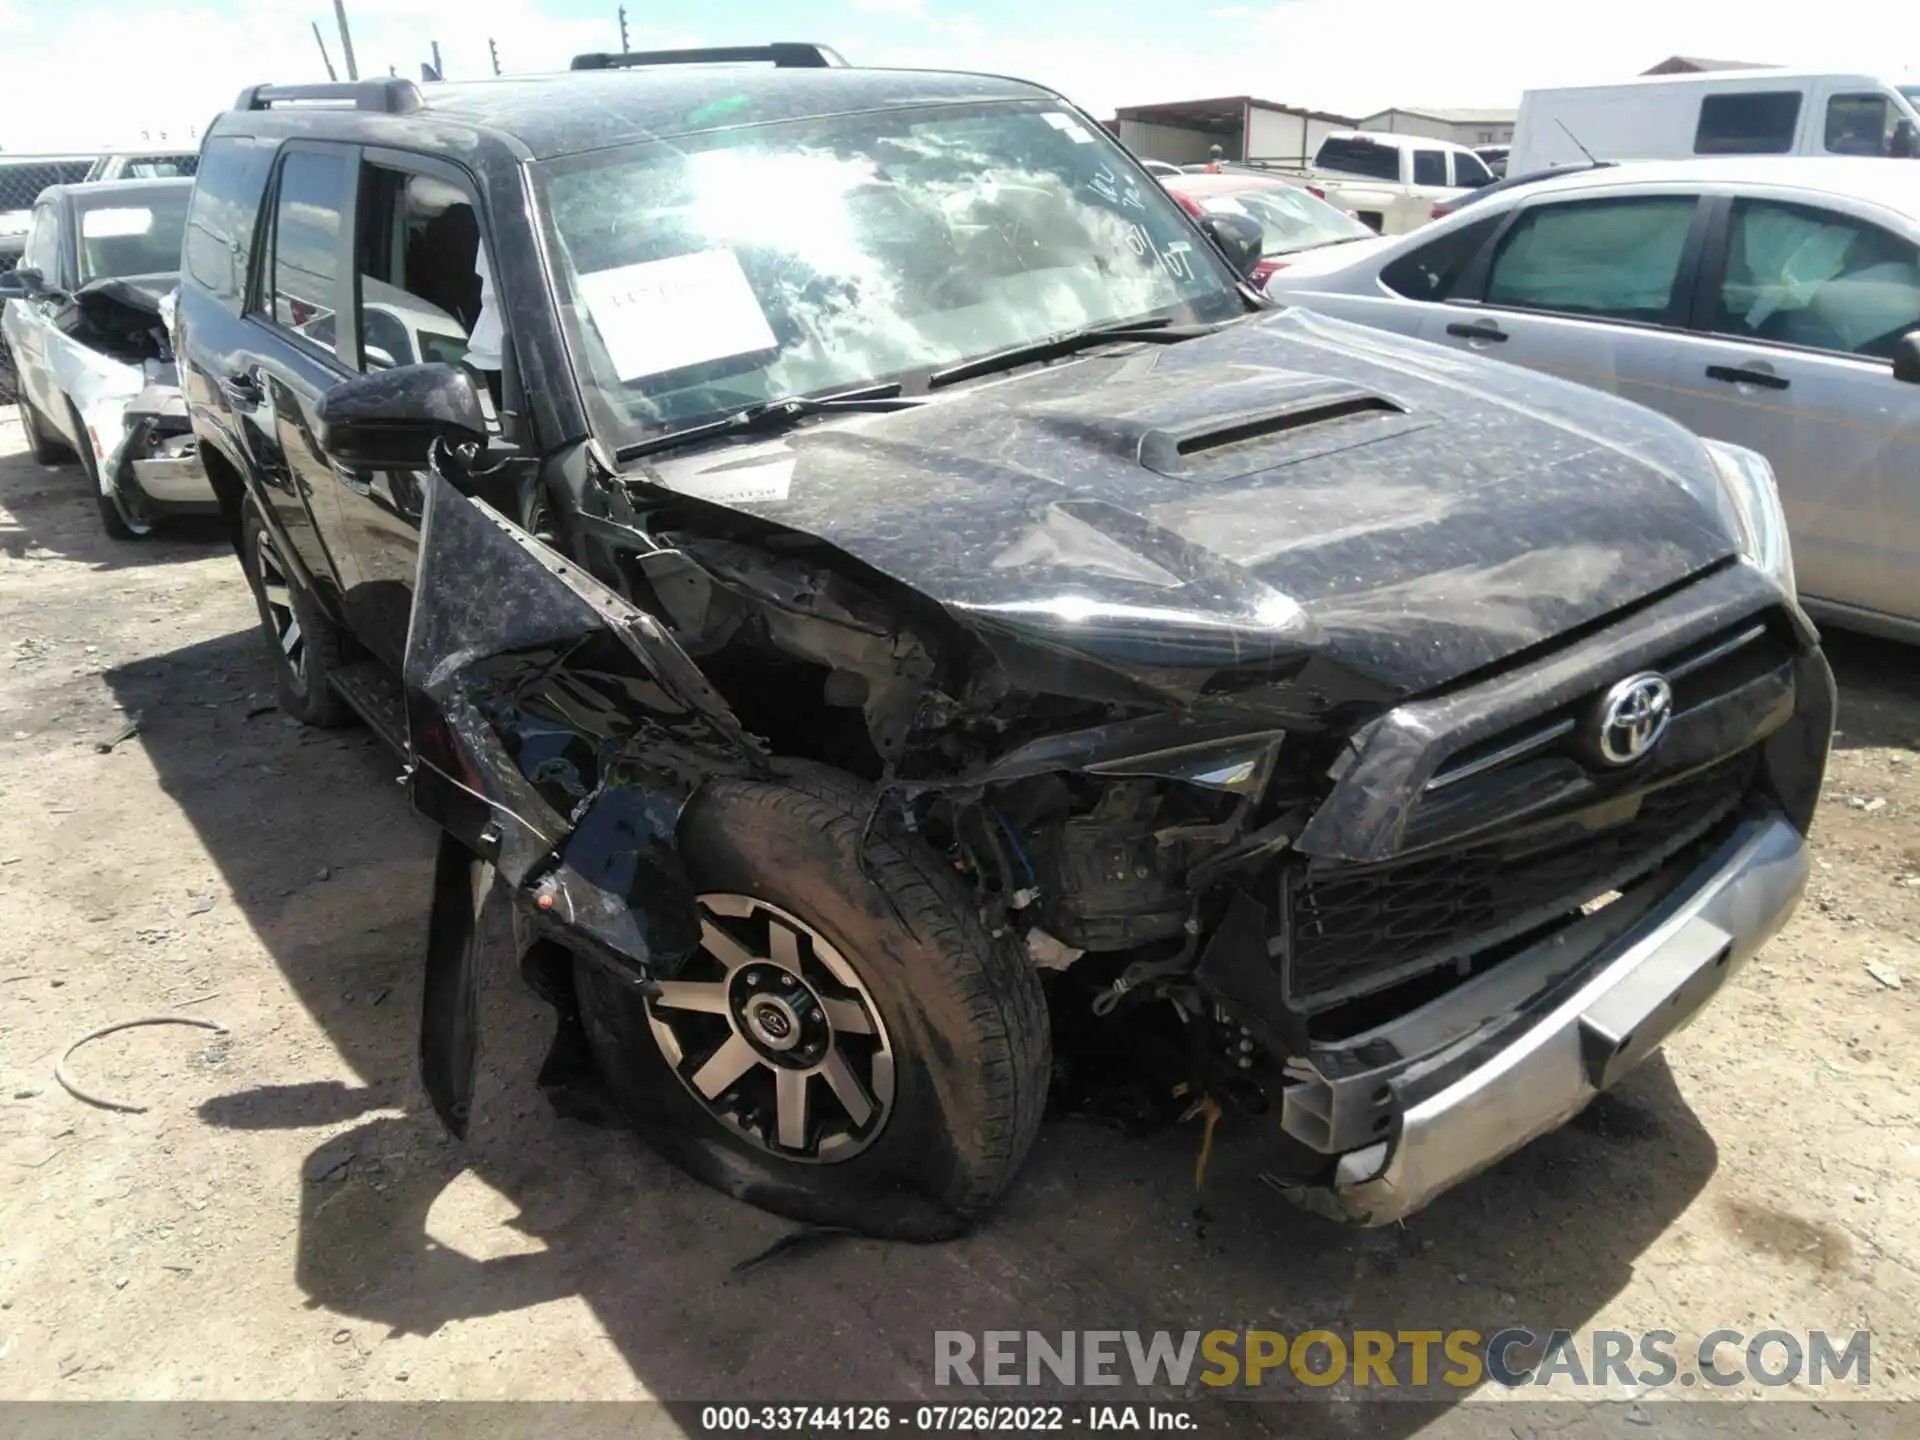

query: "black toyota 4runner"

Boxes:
[176, 46, 1832, 1239]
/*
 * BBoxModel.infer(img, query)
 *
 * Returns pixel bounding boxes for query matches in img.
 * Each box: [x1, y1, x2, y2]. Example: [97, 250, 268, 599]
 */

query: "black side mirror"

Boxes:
[1195, 212, 1264, 280]
[1893, 331, 1920, 385]
[315, 362, 489, 470]
[0, 266, 43, 297]
[1891, 119, 1919, 159]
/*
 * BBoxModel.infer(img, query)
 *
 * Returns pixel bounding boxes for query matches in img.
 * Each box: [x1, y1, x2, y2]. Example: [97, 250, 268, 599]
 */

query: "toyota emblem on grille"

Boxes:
[1592, 672, 1673, 765]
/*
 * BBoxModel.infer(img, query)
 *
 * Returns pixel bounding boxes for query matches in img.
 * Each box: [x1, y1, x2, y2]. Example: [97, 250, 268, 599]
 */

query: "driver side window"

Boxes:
[1709, 198, 1920, 360]
[352, 163, 497, 378]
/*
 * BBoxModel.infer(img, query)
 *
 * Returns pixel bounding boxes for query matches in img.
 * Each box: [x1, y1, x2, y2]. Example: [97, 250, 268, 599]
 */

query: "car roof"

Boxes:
[1323, 129, 1473, 154]
[1495, 156, 1920, 211]
[41, 178, 196, 205]
[1523, 69, 1894, 95]
[272, 66, 1060, 161]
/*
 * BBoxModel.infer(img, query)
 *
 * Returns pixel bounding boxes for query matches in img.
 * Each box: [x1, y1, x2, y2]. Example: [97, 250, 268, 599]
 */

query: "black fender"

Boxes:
[403, 464, 766, 1133]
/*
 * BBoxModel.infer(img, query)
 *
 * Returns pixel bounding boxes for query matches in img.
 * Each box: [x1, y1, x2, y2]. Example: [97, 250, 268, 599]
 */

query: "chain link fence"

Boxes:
[0, 158, 93, 216]
[1, 161, 92, 405]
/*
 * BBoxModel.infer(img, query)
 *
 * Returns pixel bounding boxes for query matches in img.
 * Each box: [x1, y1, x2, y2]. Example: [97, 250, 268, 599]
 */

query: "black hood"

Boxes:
[639, 309, 1741, 703]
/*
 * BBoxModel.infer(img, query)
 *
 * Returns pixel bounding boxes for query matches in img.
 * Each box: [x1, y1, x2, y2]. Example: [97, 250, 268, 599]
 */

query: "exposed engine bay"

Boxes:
[30, 277, 203, 528]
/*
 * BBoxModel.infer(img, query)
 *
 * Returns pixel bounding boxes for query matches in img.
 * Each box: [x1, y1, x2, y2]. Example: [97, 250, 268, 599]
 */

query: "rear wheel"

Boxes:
[239, 505, 354, 728]
[17, 395, 71, 465]
[573, 765, 1050, 1240]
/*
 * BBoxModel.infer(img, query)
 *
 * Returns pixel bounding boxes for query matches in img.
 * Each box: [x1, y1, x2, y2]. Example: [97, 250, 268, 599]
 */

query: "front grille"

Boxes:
[1282, 750, 1758, 1012]
[1424, 615, 1792, 795]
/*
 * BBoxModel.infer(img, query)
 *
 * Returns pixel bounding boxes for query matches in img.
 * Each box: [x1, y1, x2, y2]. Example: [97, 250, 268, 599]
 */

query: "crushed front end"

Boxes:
[1188, 565, 1830, 1222]
[53, 279, 211, 531]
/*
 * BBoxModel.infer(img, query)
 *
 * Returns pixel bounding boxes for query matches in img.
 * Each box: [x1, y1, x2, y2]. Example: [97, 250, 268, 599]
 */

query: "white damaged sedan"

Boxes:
[1, 177, 210, 539]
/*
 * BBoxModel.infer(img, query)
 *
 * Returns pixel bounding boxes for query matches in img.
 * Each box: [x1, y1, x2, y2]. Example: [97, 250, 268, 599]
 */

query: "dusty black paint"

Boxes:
[640, 308, 1744, 701]
[174, 58, 1837, 1221]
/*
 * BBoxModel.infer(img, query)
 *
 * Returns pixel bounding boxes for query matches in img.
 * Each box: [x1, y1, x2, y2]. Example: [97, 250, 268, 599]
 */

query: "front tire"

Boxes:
[62, 401, 150, 541]
[239, 505, 353, 728]
[18, 394, 71, 465]
[574, 765, 1050, 1240]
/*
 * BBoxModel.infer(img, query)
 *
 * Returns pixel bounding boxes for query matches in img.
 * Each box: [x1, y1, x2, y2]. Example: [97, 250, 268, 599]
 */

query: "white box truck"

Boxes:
[1508, 71, 1920, 176]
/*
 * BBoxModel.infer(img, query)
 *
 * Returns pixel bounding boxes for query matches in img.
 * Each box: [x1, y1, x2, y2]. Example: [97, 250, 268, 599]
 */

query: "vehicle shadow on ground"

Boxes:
[0, 427, 226, 567]
[109, 624, 1724, 1424]
[1821, 628, 1920, 753]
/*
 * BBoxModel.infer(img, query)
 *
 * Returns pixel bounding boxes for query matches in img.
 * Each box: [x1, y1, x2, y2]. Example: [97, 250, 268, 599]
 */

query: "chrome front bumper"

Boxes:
[1285, 812, 1809, 1226]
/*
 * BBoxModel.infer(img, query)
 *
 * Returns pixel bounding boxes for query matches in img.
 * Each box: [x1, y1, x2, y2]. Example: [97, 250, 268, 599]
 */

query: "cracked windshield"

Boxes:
[541, 102, 1245, 443]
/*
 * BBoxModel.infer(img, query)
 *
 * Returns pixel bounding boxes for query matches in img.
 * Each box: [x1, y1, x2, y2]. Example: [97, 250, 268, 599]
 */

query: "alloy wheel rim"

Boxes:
[253, 529, 307, 689]
[646, 893, 896, 1163]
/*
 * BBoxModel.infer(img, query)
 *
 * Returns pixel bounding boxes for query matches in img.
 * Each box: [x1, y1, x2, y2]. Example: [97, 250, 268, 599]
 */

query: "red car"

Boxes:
[1161, 171, 1376, 286]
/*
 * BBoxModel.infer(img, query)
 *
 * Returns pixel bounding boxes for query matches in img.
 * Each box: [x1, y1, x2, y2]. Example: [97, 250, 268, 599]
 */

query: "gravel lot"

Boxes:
[0, 413, 1916, 1429]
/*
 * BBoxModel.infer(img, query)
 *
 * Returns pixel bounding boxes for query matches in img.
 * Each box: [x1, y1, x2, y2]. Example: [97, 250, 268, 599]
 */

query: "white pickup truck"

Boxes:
[1295, 132, 1491, 235]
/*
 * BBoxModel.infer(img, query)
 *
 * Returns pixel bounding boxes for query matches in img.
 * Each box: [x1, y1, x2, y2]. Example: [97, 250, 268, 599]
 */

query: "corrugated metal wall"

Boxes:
[1117, 119, 1227, 163]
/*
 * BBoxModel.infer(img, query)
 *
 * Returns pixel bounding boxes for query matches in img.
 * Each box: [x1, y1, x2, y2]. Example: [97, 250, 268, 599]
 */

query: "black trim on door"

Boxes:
[1682, 194, 1735, 331]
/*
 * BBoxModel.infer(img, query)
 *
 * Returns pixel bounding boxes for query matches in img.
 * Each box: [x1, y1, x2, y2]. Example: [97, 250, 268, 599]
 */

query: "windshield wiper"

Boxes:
[617, 383, 926, 461]
[926, 317, 1219, 390]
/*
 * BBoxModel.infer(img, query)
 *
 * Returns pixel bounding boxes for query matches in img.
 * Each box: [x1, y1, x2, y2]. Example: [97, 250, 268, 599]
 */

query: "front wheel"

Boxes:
[63, 401, 150, 540]
[573, 765, 1050, 1240]
[18, 394, 71, 465]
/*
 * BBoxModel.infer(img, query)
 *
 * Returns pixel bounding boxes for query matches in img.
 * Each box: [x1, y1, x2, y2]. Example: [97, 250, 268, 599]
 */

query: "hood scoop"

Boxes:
[1020, 364, 1429, 485]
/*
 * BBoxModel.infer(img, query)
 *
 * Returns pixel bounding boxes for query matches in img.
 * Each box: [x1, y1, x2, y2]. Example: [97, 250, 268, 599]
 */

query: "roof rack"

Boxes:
[233, 80, 424, 114]
[570, 43, 847, 72]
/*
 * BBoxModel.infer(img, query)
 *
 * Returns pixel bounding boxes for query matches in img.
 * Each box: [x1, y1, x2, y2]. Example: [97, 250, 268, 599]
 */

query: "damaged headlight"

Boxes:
[1085, 730, 1285, 796]
[1702, 438, 1795, 598]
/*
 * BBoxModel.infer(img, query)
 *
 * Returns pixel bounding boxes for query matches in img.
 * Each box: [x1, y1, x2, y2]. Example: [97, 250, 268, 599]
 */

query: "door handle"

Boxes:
[1705, 364, 1789, 391]
[1446, 320, 1507, 342]
[220, 371, 263, 404]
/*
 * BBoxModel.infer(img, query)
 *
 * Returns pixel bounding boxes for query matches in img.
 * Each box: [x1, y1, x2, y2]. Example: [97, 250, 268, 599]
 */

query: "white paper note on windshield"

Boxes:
[576, 248, 778, 381]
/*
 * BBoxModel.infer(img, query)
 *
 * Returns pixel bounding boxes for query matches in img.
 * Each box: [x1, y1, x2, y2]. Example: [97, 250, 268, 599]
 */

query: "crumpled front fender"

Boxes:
[404, 465, 765, 1132]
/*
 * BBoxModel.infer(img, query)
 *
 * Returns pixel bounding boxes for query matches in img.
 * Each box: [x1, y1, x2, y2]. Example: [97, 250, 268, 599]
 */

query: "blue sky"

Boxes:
[1, 0, 1916, 149]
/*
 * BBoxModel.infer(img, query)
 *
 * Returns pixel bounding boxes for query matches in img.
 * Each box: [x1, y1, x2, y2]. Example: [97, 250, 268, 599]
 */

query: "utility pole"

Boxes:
[311, 21, 338, 81]
[618, 6, 630, 51]
[432, 41, 443, 79]
[488, 37, 501, 76]
[332, 0, 359, 80]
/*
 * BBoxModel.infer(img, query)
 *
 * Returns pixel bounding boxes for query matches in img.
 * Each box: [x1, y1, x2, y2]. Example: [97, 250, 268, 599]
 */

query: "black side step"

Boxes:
[330, 658, 409, 758]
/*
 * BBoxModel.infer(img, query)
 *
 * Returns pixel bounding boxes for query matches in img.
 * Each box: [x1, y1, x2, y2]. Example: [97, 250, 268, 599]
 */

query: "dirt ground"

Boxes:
[0, 412, 1916, 1429]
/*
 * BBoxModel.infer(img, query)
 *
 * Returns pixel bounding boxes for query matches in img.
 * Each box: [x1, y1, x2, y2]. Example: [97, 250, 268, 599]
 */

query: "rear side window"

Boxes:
[1694, 92, 1802, 154]
[1381, 214, 1501, 300]
[183, 134, 276, 311]
[1315, 137, 1399, 182]
[1453, 151, 1494, 188]
[121, 156, 199, 179]
[1485, 196, 1697, 321]
[1411, 150, 1448, 187]
[263, 150, 348, 344]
